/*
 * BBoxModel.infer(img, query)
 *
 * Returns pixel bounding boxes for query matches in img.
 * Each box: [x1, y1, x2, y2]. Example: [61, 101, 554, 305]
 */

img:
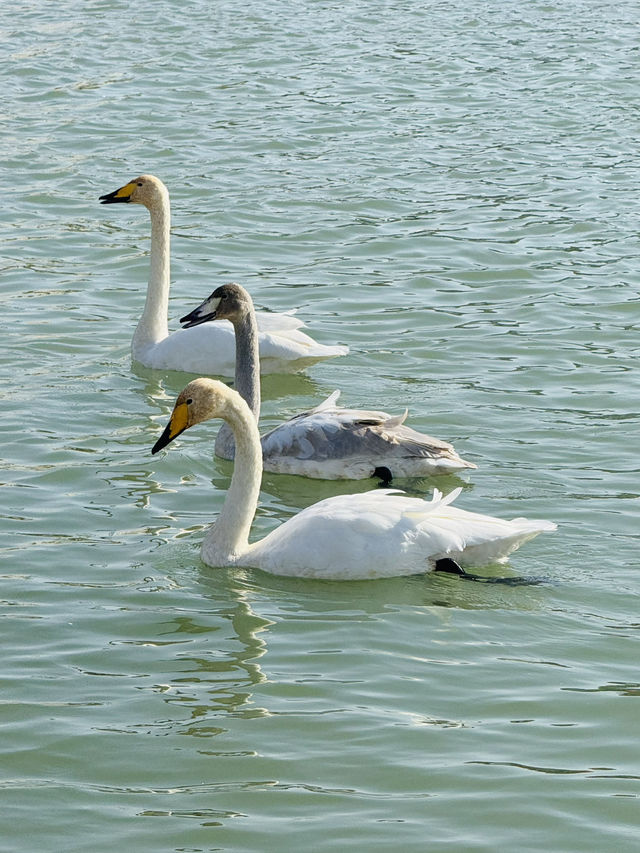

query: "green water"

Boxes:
[2, 1, 640, 850]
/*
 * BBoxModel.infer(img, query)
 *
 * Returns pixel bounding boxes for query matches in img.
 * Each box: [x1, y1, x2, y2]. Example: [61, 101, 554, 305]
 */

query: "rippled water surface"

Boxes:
[2, 1, 640, 850]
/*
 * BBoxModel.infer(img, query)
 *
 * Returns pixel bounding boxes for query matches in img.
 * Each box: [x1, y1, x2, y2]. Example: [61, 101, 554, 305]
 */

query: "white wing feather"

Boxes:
[246, 489, 556, 579]
[137, 315, 348, 376]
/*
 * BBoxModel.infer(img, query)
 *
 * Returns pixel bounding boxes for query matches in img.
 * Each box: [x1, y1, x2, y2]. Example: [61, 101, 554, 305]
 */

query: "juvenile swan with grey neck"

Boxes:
[151, 379, 556, 578]
[99, 175, 348, 375]
[180, 283, 476, 479]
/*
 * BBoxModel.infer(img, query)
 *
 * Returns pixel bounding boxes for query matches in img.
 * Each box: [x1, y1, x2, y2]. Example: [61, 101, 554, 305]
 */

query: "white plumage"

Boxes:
[248, 488, 555, 579]
[99, 175, 348, 375]
[152, 378, 556, 580]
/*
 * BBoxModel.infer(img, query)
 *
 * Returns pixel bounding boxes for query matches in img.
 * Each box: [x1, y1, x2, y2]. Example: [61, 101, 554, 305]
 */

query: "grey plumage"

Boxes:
[180, 283, 476, 480]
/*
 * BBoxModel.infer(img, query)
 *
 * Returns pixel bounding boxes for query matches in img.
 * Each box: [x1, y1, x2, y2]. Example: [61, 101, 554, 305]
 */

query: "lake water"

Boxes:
[2, 0, 640, 850]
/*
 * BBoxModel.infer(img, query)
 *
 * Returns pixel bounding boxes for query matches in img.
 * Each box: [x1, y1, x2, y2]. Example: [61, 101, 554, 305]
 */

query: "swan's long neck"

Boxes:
[203, 395, 263, 563]
[132, 192, 171, 355]
[214, 308, 261, 459]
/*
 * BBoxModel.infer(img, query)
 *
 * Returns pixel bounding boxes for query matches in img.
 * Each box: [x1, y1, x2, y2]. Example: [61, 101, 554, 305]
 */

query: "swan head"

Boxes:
[99, 174, 167, 208]
[152, 378, 233, 454]
[180, 283, 253, 329]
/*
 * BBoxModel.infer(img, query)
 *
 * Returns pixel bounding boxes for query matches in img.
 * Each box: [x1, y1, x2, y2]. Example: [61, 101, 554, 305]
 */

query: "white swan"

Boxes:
[179, 283, 476, 479]
[99, 175, 348, 375]
[151, 378, 556, 579]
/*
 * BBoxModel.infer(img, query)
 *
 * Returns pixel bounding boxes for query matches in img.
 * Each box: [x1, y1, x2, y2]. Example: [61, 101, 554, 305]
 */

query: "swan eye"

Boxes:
[137, 181, 143, 187]
[186, 398, 193, 405]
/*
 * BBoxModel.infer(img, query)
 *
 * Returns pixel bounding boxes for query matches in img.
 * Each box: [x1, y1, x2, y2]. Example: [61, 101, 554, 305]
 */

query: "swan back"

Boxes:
[247, 488, 556, 579]
[259, 395, 476, 478]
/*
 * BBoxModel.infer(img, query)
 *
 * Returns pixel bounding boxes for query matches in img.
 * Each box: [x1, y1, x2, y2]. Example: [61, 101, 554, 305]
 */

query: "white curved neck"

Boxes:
[215, 309, 261, 458]
[132, 193, 170, 355]
[204, 395, 263, 564]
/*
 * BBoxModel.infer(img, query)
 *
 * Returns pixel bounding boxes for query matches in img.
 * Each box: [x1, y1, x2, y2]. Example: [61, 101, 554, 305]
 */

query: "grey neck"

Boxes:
[214, 309, 261, 459]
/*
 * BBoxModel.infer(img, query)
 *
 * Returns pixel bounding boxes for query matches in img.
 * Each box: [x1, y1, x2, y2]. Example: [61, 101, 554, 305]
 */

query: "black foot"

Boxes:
[434, 557, 545, 586]
[434, 557, 468, 577]
[373, 466, 393, 486]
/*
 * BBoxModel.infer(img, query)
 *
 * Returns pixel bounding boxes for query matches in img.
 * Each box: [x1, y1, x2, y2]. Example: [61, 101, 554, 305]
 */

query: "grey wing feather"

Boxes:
[260, 404, 460, 463]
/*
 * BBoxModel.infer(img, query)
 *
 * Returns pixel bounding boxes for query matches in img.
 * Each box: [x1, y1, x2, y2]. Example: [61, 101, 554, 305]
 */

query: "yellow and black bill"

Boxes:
[99, 181, 136, 204]
[151, 402, 190, 455]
